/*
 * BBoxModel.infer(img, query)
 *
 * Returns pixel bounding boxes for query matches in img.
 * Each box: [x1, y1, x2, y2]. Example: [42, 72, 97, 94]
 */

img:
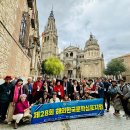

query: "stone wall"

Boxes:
[80, 59, 104, 78]
[0, 0, 30, 78]
[117, 54, 130, 82]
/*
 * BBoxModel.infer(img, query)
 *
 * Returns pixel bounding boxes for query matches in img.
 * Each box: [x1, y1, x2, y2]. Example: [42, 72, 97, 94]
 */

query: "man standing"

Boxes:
[62, 76, 71, 97]
[118, 79, 130, 118]
[103, 78, 111, 112]
[23, 77, 33, 105]
[0, 76, 14, 122]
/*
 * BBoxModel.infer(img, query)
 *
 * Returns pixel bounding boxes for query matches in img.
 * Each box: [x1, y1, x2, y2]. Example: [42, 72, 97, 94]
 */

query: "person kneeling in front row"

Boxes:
[13, 94, 32, 129]
[50, 92, 60, 103]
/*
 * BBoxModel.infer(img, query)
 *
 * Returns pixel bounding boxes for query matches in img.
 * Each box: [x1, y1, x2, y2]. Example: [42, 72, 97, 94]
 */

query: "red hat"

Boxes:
[4, 76, 12, 80]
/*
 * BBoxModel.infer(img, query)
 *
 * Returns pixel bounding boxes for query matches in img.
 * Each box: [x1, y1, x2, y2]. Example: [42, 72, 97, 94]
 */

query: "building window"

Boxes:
[66, 53, 69, 57]
[19, 12, 30, 47]
[70, 52, 73, 57]
[47, 36, 49, 41]
[44, 37, 46, 42]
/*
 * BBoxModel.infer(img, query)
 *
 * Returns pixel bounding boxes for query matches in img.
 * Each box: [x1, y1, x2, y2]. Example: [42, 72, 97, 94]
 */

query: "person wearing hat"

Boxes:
[13, 94, 31, 129]
[118, 79, 130, 118]
[108, 80, 119, 115]
[0, 76, 14, 122]
[50, 92, 60, 103]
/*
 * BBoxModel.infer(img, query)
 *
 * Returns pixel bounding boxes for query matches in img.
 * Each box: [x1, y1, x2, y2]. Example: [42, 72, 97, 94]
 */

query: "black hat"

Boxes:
[119, 79, 125, 82]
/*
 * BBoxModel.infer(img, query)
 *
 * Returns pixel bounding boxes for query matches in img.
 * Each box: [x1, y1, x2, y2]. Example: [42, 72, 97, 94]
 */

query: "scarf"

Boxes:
[13, 85, 23, 103]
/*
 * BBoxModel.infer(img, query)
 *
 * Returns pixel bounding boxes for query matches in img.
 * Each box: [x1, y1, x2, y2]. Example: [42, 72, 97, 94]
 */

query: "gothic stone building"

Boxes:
[42, 10, 58, 61]
[41, 10, 104, 79]
[0, 0, 41, 79]
[59, 34, 104, 79]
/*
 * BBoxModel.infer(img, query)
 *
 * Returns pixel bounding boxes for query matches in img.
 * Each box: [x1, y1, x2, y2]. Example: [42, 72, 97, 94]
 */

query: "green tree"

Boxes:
[43, 56, 64, 76]
[42, 59, 47, 75]
[104, 59, 126, 79]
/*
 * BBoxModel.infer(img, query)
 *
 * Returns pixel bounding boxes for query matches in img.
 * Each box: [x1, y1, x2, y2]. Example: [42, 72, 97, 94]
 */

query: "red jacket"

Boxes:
[32, 81, 43, 96]
[53, 85, 64, 98]
[14, 100, 29, 115]
[90, 83, 96, 91]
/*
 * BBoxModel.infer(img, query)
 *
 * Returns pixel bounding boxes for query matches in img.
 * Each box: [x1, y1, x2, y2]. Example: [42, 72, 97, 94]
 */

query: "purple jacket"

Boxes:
[14, 100, 29, 115]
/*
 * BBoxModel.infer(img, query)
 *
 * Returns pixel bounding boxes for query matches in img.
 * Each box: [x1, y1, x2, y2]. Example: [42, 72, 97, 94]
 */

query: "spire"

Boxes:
[90, 32, 93, 39]
[50, 6, 54, 18]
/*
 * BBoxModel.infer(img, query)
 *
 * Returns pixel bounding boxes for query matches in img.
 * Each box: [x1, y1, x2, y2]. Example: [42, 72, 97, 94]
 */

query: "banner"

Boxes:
[31, 98, 104, 124]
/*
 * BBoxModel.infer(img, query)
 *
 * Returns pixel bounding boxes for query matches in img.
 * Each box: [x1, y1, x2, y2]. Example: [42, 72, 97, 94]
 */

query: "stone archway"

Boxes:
[65, 63, 73, 78]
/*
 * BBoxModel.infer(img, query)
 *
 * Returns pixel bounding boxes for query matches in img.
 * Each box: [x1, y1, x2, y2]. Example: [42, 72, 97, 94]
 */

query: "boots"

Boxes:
[14, 122, 18, 129]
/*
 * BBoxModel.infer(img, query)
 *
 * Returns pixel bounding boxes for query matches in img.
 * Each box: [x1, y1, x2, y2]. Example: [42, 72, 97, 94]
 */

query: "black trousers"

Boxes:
[104, 94, 110, 110]
[0, 102, 9, 120]
[122, 98, 130, 116]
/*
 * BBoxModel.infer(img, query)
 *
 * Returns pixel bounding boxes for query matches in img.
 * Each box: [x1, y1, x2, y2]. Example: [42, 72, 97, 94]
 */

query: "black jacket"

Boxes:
[0, 82, 14, 103]
[62, 81, 72, 95]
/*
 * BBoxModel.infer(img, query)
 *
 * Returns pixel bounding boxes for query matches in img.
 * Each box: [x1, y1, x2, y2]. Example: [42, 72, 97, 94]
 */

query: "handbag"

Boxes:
[23, 108, 32, 123]
[23, 108, 31, 117]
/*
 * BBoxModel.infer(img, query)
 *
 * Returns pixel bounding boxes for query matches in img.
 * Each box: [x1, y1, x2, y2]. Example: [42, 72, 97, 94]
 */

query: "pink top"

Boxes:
[14, 100, 29, 115]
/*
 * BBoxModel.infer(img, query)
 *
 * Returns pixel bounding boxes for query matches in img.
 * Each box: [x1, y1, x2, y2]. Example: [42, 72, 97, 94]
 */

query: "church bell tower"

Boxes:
[42, 9, 58, 61]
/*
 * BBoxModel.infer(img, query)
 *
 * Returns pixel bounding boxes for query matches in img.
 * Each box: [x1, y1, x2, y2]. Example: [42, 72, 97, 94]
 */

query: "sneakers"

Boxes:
[8, 121, 12, 125]
[113, 112, 120, 116]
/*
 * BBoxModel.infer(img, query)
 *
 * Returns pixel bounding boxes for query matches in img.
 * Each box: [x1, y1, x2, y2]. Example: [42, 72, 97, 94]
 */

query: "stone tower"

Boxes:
[42, 10, 58, 61]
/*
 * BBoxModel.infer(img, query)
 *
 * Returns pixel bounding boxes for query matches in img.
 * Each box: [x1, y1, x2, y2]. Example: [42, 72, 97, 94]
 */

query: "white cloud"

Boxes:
[37, 0, 130, 64]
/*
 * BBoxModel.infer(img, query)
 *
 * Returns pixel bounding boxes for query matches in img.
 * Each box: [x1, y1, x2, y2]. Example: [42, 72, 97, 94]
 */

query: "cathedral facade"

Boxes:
[59, 34, 105, 79]
[42, 10, 104, 79]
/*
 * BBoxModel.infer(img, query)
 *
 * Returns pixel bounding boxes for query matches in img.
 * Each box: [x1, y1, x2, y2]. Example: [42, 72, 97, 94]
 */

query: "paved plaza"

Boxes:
[0, 107, 129, 130]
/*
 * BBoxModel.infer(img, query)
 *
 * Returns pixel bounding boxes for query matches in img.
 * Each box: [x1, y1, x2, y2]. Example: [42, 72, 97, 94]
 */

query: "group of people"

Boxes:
[0, 75, 130, 129]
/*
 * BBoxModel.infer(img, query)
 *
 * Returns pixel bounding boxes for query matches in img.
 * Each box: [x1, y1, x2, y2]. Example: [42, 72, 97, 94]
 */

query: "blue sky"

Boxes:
[37, 0, 130, 64]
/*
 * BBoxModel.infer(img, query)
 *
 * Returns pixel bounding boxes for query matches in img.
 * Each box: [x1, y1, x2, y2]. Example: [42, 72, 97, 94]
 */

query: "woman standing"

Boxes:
[7, 79, 23, 124]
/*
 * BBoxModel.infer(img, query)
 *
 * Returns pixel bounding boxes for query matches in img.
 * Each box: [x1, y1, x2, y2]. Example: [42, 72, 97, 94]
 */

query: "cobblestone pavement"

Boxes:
[0, 107, 129, 130]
